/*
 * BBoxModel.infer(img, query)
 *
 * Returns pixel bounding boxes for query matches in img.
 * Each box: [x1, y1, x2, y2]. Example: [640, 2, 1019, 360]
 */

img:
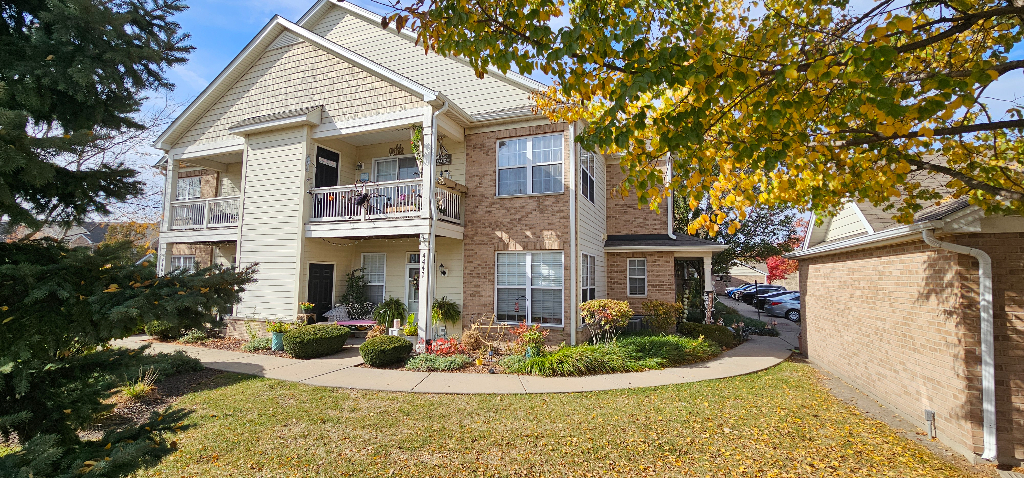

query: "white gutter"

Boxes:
[786, 220, 943, 259]
[424, 101, 449, 340]
[666, 158, 676, 239]
[568, 122, 577, 346]
[922, 229, 996, 461]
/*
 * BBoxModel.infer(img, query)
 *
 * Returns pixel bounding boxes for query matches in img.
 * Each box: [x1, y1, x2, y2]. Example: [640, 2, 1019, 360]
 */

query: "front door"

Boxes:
[406, 264, 420, 324]
[307, 263, 334, 321]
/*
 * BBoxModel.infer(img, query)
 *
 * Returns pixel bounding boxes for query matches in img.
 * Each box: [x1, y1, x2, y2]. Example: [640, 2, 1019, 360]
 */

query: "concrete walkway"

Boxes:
[114, 334, 793, 394]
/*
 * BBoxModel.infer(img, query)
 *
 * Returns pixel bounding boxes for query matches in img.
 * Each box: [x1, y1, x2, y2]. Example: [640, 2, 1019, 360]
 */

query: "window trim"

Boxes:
[170, 254, 196, 272]
[495, 133, 565, 197]
[494, 251, 565, 327]
[360, 252, 387, 305]
[627, 258, 647, 297]
[579, 148, 596, 204]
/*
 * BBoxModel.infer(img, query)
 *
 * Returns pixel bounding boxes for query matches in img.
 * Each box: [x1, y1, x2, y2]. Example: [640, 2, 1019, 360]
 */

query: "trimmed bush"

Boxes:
[405, 354, 470, 371]
[504, 344, 658, 377]
[282, 324, 351, 359]
[640, 300, 682, 334]
[677, 322, 736, 349]
[144, 320, 181, 341]
[617, 334, 720, 366]
[360, 335, 413, 367]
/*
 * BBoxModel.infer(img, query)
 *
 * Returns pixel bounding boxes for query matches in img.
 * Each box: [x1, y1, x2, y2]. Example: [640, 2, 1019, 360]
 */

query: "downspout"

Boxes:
[426, 100, 448, 336]
[666, 157, 676, 239]
[922, 229, 996, 461]
[568, 123, 577, 346]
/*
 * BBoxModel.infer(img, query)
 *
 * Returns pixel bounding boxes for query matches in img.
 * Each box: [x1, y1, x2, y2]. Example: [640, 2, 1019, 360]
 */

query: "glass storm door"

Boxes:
[406, 264, 420, 323]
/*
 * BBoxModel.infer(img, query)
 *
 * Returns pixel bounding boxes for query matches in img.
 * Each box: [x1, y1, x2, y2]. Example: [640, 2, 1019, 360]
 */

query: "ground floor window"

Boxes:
[495, 251, 564, 326]
[627, 258, 647, 296]
[361, 253, 386, 305]
[170, 255, 196, 272]
[582, 253, 596, 302]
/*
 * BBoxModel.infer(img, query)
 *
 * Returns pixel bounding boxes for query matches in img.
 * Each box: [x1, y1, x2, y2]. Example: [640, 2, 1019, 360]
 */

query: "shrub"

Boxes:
[617, 334, 720, 366]
[427, 337, 463, 356]
[360, 335, 413, 367]
[242, 337, 271, 352]
[373, 296, 408, 326]
[640, 300, 682, 334]
[282, 324, 351, 359]
[714, 303, 780, 337]
[508, 324, 548, 356]
[144, 320, 181, 341]
[504, 344, 658, 377]
[405, 354, 470, 371]
[460, 328, 485, 352]
[178, 328, 207, 343]
[580, 299, 633, 343]
[120, 367, 159, 402]
[677, 322, 736, 349]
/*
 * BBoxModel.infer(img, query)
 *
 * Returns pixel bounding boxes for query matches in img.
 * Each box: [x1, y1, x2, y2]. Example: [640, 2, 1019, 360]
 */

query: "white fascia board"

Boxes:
[311, 106, 431, 139]
[604, 245, 729, 253]
[785, 220, 944, 259]
[228, 108, 322, 136]
[300, 0, 549, 93]
[154, 16, 438, 150]
[176, 137, 245, 160]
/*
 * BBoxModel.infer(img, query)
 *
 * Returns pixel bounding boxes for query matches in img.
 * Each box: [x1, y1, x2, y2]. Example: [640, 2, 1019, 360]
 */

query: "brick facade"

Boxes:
[462, 123, 573, 343]
[606, 251, 675, 311]
[170, 244, 213, 268]
[799, 233, 1024, 463]
[605, 161, 668, 236]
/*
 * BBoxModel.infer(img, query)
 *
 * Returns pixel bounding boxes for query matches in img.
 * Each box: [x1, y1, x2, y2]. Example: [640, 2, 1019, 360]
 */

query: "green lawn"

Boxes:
[136, 362, 977, 478]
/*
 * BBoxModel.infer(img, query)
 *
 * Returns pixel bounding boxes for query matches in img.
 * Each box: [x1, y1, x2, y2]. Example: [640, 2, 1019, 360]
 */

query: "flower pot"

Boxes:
[271, 332, 285, 351]
[475, 358, 484, 366]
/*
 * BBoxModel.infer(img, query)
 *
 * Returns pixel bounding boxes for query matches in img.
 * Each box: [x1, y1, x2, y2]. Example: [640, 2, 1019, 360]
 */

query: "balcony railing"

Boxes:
[170, 196, 240, 230]
[310, 179, 464, 225]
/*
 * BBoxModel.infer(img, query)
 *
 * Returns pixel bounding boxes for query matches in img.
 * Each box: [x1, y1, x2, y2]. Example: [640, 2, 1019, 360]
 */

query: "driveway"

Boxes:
[718, 295, 800, 349]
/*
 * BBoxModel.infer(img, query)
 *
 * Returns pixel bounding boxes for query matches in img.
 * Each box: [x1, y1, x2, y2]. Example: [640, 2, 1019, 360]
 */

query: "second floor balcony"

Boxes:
[309, 179, 464, 225]
[170, 196, 241, 230]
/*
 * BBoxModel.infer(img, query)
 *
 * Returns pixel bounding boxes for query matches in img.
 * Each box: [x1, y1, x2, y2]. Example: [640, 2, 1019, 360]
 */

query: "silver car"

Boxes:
[764, 294, 801, 322]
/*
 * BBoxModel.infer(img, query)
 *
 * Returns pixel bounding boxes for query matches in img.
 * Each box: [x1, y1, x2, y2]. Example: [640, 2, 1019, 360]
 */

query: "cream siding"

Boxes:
[309, 8, 535, 116]
[235, 127, 308, 319]
[220, 163, 243, 196]
[579, 149, 608, 301]
[173, 38, 425, 150]
[824, 202, 869, 242]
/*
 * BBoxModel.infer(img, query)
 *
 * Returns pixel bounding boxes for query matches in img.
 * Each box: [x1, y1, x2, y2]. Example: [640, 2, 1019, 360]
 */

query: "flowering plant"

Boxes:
[299, 302, 315, 311]
[509, 324, 548, 356]
[427, 337, 463, 356]
[266, 321, 291, 333]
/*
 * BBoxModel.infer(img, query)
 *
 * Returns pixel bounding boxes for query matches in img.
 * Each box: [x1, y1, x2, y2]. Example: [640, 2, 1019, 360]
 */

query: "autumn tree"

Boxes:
[384, 0, 1024, 231]
[103, 221, 160, 258]
[676, 199, 801, 273]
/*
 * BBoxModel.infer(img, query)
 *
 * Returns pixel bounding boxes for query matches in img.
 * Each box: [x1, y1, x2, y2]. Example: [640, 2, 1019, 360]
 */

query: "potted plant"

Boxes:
[431, 296, 461, 326]
[266, 321, 291, 351]
[299, 302, 316, 324]
[403, 313, 418, 337]
[372, 296, 407, 327]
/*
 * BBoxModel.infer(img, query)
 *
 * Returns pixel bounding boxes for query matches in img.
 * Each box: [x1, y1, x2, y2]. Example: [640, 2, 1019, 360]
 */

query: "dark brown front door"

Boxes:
[307, 263, 335, 321]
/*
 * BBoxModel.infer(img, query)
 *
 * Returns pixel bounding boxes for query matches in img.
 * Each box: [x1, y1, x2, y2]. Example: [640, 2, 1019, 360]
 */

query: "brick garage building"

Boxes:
[790, 199, 1024, 465]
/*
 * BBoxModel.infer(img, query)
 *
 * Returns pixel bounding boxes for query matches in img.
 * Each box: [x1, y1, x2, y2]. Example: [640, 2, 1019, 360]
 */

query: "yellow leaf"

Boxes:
[64, 409, 72, 414]
[986, 70, 999, 81]
[2, 317, 12, 324]
[784, 68, 798, 80]
[896, 17, 913, 31]
[105, 443, 111, 449]
[919, 127, 934, 138]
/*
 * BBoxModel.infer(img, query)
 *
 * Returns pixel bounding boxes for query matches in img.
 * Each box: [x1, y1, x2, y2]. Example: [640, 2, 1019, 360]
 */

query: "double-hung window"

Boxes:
[580, 148, 596, 203]
[496, 134, 563, 196]
[627, 258, 647, 296]
[361, 253, 386, 305]
[495, 251, 564, 326]
[581, 253, 596, 303]
[176, 176, 201, 201]
[170, 255, 196, 272]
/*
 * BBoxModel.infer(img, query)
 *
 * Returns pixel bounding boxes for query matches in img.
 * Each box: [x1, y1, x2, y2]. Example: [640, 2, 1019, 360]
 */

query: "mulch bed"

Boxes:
[146, 337, 291, 358]
[80, 369, 225, 441]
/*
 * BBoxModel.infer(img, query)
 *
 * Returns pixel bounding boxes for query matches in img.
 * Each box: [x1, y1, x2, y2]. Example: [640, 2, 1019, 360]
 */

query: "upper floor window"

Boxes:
[176, 176, 201, 201]
[627, 258, 647, 296]
[497, 133, 563, 196]
[580, 148, 596, 204]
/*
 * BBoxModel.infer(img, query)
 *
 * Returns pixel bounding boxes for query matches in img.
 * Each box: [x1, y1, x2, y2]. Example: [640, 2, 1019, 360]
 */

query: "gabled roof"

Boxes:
[154, 15, 445, 151]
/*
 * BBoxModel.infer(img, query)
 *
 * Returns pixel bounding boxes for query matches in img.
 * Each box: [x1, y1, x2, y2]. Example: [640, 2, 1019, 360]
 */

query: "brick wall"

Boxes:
[170, 244, 213, 268]
[799, 233, 1024, 463]
[605, 160, 668, 236]
[463, 123, 573, 343]
[606, 251, 675, 311]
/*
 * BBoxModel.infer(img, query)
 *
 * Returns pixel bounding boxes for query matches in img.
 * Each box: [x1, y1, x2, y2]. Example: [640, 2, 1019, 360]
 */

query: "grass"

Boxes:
[120, 366, 159, 401]
[134, 362, 978, 478]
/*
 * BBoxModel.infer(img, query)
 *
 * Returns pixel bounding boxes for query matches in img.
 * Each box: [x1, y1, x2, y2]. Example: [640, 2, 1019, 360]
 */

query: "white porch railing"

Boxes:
[310, 179, 464, 225]
[169, 196, 240, 229]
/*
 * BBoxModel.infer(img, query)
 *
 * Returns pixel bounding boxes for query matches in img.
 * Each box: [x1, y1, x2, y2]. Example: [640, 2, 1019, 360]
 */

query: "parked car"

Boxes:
[764, 294, 800, 322]
[754, 290, 799, 310]
[738, 285, 786, 305]
[727, 284, 757, 299]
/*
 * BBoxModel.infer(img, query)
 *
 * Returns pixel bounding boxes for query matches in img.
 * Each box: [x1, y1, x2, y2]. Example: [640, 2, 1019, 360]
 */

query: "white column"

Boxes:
[703, 254, 715, 324]
[161, 155, 179, 233]
[156, 241, 172, 276]
[417, 233, 434, 350]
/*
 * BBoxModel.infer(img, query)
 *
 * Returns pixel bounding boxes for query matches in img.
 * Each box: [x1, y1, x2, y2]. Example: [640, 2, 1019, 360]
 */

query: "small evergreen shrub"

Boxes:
[405, 354, 470, 371]
[282, 324, 351, 359]
[617, 334, 720, 366]
[677, 322, 736, 349]
[359, 335, 413, 367]
[144, 320, 181, 340]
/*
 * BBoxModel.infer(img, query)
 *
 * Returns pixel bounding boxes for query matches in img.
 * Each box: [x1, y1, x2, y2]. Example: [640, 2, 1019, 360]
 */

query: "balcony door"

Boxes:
[315, 146, 339, 188]
[307, 263, 335, 321]
[373, 156, 419, 182]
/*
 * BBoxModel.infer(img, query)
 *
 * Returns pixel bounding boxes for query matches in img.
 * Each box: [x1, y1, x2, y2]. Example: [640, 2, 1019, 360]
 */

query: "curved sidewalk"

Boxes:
[114, 335, 793, 394]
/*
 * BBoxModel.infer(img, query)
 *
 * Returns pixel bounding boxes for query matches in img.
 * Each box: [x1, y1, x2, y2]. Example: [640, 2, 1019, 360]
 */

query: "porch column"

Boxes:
[161, 156, 179, 234]
[703, 254, 715, 324]
[416, 233, 435, 350]
[156, 241, 172, 276]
